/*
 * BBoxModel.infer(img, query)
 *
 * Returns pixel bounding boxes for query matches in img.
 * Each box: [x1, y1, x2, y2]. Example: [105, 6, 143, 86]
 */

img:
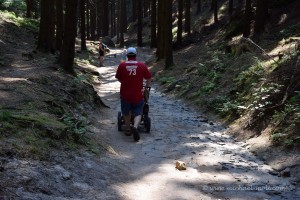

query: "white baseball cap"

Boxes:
[126, 47, 137, 56]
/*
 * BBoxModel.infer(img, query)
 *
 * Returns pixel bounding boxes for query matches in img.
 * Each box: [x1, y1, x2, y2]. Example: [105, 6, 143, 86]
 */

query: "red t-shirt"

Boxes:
[116, 58, 152, 103]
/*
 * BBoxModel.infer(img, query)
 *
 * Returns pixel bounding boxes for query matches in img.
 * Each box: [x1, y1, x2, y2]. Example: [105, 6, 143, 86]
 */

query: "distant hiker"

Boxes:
[98, 37, 106, 67]
[115, 47, 152, 142]
[120, 49, 127, 63]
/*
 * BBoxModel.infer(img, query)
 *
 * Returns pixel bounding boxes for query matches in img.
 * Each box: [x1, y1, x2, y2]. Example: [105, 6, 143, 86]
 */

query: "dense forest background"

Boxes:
[0, 0, 299, 156]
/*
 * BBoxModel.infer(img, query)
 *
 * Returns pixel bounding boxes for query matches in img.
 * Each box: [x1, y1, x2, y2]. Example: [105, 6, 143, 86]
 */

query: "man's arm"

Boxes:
[115, 73, 121, 82]
[115, 64, 122, 82]
[144, 64, 152, 88]
[145, 78, 151, 88]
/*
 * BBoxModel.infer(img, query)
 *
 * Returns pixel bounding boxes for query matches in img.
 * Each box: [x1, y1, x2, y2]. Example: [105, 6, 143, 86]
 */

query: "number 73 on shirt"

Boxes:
[126, 66, 137, 75]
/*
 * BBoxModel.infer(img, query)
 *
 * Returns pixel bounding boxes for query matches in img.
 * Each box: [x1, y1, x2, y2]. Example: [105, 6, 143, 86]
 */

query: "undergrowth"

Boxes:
[156, 37, 300, 148]
[0, 10, 39, 33]
[0, 49, 104, 159]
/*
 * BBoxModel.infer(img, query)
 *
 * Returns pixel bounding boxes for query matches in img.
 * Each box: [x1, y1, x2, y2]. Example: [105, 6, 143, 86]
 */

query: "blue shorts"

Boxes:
[121, 99, 144, 116]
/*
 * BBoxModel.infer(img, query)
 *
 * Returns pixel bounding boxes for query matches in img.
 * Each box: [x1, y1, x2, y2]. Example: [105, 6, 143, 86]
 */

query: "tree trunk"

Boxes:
[236, 0, 245, 13]
[184, 0, 191, 34]
[177, 0, 183, 44]
[80, 0, 87, 51]
[86, 0, 90, 39]
[33, 0, 39, 19]
[37, 0, 55, 53]
[150, 0, 157, 48]
[156, 0, 165, 60]
[213, 0, 218, 23]
[120, 0, 127, 33]
[123, 0, 127, 33]
[103, 0, 109, 36]
[228, 0, 233, 20]
[144, 0, 149, 17]
[196, 0, 201, 14]
[132, 0, 137, 22]
[55, 0, 64, 51]
[137, 0, 143, 47]
[254, 0, 269, 36]
[26, 0, 33, 18]
[110, 0, 114, 37]
[119, 0, 125, 47]
[164, 0, 173, 69]
[61, 0, 78, 74]
[111, 0, 116, 37]
[96, 0, 103, 38]
[90, 0, 96, 40]
[116, 0, 120, 44]
[243, 0, 252, 37]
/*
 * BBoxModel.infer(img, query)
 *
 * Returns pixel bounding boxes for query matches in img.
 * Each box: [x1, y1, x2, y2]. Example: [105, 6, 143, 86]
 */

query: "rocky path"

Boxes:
[94, 48, 298, 200]
[1, 48, 298, 200]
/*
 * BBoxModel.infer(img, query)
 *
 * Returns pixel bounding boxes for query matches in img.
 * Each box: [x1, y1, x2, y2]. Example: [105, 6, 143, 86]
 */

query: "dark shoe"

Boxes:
[124, 129, 131, 136]
[131, 127, 140, 142]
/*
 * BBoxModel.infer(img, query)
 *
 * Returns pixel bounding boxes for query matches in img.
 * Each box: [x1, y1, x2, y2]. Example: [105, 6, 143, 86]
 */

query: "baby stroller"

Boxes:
[117, 86, 151, 133]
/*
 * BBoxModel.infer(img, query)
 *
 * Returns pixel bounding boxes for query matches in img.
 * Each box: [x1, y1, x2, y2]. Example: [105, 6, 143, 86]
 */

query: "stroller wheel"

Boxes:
[118, 112, 122, 131]
[144, 116, 151, 133]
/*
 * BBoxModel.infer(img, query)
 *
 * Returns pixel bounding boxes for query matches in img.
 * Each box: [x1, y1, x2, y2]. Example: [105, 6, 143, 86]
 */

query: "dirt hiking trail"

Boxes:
[0, 46, 298, 200]
[92, 48, 298, 200]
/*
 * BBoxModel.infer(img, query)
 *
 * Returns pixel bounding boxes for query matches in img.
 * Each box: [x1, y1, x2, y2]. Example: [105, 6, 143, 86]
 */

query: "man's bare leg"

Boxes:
[132, 115, 141, 141]
[100, 56, 104, 66]
[133, 115, 142, 129]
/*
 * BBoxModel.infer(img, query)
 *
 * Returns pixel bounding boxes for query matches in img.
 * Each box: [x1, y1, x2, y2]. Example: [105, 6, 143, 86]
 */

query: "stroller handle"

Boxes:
[143, 86, 151, 90]
[143, 86, 151, 102]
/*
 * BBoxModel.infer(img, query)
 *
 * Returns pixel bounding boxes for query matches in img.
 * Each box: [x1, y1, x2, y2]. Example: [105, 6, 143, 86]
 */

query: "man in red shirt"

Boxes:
[115, 47, 152, 142]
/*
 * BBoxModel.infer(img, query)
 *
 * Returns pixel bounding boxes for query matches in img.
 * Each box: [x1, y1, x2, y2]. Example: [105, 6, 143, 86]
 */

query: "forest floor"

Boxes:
[0, 13, 299, 200]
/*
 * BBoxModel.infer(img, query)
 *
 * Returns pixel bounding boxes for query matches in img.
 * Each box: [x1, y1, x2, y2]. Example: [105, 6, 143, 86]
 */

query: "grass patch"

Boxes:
[157, 76, 176, 85]
[12, 113, 66, 129]
[0, 110, 94, 159]
[0, 110, 12, 121]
